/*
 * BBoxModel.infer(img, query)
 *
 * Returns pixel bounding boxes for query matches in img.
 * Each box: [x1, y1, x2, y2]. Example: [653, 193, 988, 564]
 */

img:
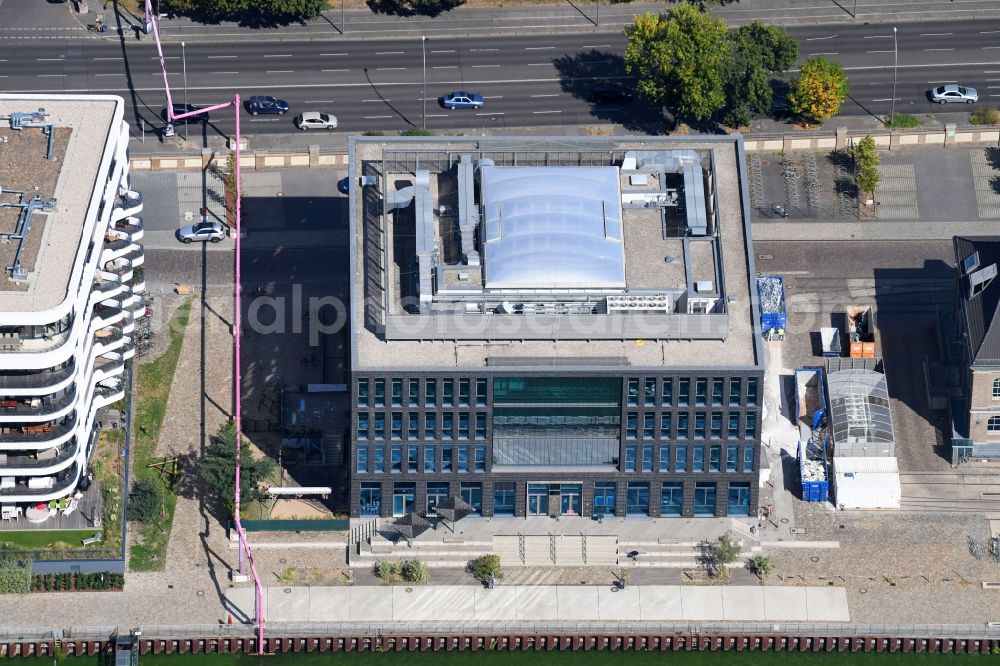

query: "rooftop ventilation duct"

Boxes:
[457, 155, 481, 267]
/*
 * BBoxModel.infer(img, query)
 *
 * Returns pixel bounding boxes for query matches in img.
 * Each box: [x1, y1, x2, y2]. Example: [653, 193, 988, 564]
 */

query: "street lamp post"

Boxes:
[182, 41, 188, 141]
[852, 0, 857, 18]
[422, 36, 427, 129]
[890, 26, 898, 126]
[342, 0, 346, 33]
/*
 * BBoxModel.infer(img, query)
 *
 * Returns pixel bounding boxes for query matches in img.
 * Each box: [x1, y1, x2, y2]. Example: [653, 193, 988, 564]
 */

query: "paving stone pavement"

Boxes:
[969, 148, 1000, 219]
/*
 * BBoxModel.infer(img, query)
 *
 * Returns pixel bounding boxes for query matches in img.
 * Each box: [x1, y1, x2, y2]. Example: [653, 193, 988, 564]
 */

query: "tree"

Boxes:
[704, 533, 742, 575]
[469, 554, 504, 585]
[126, 478, 163, 523]
[721, 21, 800, 127]
[625, 5, 731, 121]
[788, 56, 849, 124]
[197, 422, 275, 516]
[853, 134, 881, 195]
[748, 555, 774, 580]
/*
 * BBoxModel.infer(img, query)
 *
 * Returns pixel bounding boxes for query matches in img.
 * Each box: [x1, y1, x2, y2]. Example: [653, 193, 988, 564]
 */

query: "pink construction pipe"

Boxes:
[144, 2, 265, 653]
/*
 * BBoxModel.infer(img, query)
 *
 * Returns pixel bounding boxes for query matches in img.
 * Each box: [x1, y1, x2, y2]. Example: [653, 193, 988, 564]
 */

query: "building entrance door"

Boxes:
[559, 484, 582, 516]
[527, 483, 549, 516]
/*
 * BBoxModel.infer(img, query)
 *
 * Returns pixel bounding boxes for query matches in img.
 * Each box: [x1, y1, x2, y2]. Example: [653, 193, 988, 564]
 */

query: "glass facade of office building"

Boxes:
[350, 371, 762, 519]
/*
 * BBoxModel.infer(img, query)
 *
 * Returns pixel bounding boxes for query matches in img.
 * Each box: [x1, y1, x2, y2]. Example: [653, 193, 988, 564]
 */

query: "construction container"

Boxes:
[832, 457, 900, 509]
[757, 275, 786, 336]
[847, 305, 876, 359]
[795, 368, 829, 502]
[798, 440, 829, 502]
[820, 327, 842, 357]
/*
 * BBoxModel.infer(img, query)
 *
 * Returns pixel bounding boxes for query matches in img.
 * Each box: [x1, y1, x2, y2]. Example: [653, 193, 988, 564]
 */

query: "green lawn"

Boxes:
[128, 297, 193, 572]
[0, 529, 99, 550]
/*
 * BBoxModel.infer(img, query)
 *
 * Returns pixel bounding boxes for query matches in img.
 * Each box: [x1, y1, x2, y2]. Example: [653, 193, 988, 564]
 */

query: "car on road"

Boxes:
[930, 84, 978, 104]
[440, 91, 484, 110]
[591, 84, 634, 104]
[337, 177, 351, 195]
[247, 95, 289, 115]
[176, 221, 226, 244]
[296, 111, 338, 130]
[161, 103, 209, 124]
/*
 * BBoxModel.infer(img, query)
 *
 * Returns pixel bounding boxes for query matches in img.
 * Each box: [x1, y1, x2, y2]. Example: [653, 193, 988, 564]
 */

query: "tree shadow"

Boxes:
[365, 0, 465, 18]
[551, 50, 667, 134]
[160, 6, 314, 27]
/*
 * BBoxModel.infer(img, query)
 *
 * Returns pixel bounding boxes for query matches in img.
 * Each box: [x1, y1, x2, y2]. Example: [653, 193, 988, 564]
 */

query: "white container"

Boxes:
[832, 457, 901, 509]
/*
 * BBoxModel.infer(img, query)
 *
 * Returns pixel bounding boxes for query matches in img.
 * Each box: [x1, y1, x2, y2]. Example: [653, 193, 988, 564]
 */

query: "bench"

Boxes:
[82, 533, 102, 546]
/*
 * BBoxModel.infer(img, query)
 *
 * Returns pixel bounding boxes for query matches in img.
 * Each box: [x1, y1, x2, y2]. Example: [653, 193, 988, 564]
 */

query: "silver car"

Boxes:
[177, 221, 226, 244]
[296, 111, 338, 130]
[930, 84, 978, 104]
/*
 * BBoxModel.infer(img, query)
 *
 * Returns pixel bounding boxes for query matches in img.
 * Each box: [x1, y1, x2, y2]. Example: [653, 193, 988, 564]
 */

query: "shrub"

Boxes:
[374, 560, 401, 580]
[127, 478, 163, 523]
[970, 106, 1000, 126]
[0, 559, 31, 595]
[748, 555, 774, 579]
[883, 113, 920, 129]
[704, 534, 742, 575]
[401, 559, 428, 584]
[400, 126, 434, 136]
[469, 555, 503, 585]
[853, 134, 881, 195]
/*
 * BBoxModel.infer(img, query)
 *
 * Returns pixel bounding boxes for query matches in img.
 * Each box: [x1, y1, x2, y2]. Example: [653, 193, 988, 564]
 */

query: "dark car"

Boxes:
[247, 95, 289, 116]
[337, 177, 351, 195]
[161, 103, 209, 124]
[440, 91, 484, 110]
[591, 84, 634, 105]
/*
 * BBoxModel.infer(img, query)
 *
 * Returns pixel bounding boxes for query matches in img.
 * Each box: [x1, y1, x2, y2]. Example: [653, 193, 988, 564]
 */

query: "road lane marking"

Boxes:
[809, 52, 838, 56]
[363, 99, 390, 102]
[433, 66, 458, 69]
[95, 73, 124, 76]
[525, 46, 555, 50]
[871, 97, 899, 101]
[207, 55, 237, 59]
[469, 48, 499, 52]
[863, 35, 893, 38]
[920, 32, 953, 36]
[582, 44, 612, 48]
[321, 69, 350, 72]
[805, 34, 838, 40]
[983, 46, 1000, 50]
[376, 67, 406, 71]
[982, 30, 1000, 34]
[924, 48, 955, 51]
[867, 50, 893, 53]
[37, 74, 66, 77]
[430, 49, 455, 53]
[528, 63, 550, 66]
[263, 54, 293, 58]
[482, 96, 503, 99]
[533, 110, 561, 114]
[93, 57, 123, 60]
[305, 100, 334, 103]
[376, 51, 404, 55]
[212, 71, 238, 75]
[476, 112, 503, 115]
[364, 115, 392, 119]
[425, 114, 448, 117]
[472, 64, 500, 68]
[530, 94, 559, 97]
[36, 58, 64, 61]
[320, 53, 348, 56]
[266, 70, 294, 74]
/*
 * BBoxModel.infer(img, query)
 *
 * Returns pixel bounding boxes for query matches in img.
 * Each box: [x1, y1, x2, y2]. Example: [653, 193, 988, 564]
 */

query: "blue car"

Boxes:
[337, 177, 350, 195]
[247, 95, 289, 116]
[440, 91, 484, 110]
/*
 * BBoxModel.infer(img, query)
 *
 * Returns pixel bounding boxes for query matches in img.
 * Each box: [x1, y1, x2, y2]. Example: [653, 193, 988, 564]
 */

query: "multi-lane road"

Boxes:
[4, 17, 1000, 134]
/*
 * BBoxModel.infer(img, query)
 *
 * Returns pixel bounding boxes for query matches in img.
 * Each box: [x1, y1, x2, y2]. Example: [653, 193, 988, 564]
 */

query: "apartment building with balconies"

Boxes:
[0, 95, 144, 517]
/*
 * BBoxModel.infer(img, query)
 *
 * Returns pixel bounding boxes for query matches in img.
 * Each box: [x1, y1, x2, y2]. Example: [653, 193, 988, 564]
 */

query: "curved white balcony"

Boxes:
[93, 327, 126, 357]
[93, 384, 124, 410]
[92, 304, 125, 331]
[0, 361, 76, 398]
[100, 238, 135, 266]
[0, 388, 76, 424]
[0, 444, 77, 476]
[0, 414, 78, 451]
[0, 461, 83, 503]
[93, 356, 125, 385]
[111, 215, 144, 244]
[131, 280, 147, 294]
[111, 189, 143, 222]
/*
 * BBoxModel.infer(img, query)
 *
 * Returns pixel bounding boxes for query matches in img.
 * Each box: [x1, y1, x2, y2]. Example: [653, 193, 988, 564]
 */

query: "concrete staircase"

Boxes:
[350, 535, 493, 568]
[617, 538, 762, 569]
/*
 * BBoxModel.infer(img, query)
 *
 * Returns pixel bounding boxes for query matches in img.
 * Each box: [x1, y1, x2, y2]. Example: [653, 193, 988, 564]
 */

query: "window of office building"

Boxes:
[745, 411, 758, 438]
[642, 445, 654, 472]
[427, 482, 449, 513]
[360, 482, 381, 516]
[459, 379, 470, 406]
[989, 415, 1000, 432]
[643, 413, 655, 439]
[709, 445, 721, 472]
[695, 378, 707, 406]
[694, 483, 717, 516]
[594, 482, 616, 516]
[390, 445, 402, 472]
[661, 482, 683, 516]
[356, 446, 368, 473]
[474, 444, 486, 471]
[747, 377, 759, 405]
[626, 412, 638, 440]
[475, 413, 486, 439]
[678, 379, 690, 406]
[392, 482, 416, 516]
[357, 413, 369, 440]
[711, 412, 722, 439]
[442, 446, 453, 472]
[728, 413, 739, 439]
[678, 413, 689, 439]
[408, 413, 418, 440]
[728, 482, 751, 515]
[627, 378, 640, 406]
[712, 378, 724, 406]
[527, 484, 550, 516]
[391, 379, 402, 406]
[408, 446, 418, 472]
[660, 413, 672, 438]
[374, 413, 385, 440]
[693, 446, 705, 472]
[443, 379, 454, 406]
[443, 413, 454, 439]
[659, 445, 670, 472]
[358, 379, 369, 408]
[391, 412, 402, 440]
[408, 379, 419, 407]
[374, 446, 385, 473]
[661, 378, 673, 406]
[424, 445, 436, 472]
[476, 378, 488, 406]
[676, 445, 688, 472]
[644, 378, 656, 406]
[625, 445, 637, 472]
[994, 378, 1000, 399]
[744, 445, 755, 473]
[626, 482, 650, 515]
[726, 445, 738, 472]
[461, 482, 483, 512]
[374, 379, 385, 407]
[695, 412, 706, 439]
[458, 445, 470, 472]
[729, 378, 742, 406]
[459, 413, 470, 439]
[494, 482, 516, 514]
[424, 413, 436, 440]
[425, 379, 437, 406]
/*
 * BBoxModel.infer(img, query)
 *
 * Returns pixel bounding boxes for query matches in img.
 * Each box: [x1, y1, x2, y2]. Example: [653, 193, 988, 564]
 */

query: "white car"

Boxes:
[177, 221, 226, 244]
[296, 111, 338, 130]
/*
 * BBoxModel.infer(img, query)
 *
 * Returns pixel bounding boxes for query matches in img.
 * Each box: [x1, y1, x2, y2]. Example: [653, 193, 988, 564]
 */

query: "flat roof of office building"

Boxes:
[0, 95, 122, 315]
[349, 136, 762, 372]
